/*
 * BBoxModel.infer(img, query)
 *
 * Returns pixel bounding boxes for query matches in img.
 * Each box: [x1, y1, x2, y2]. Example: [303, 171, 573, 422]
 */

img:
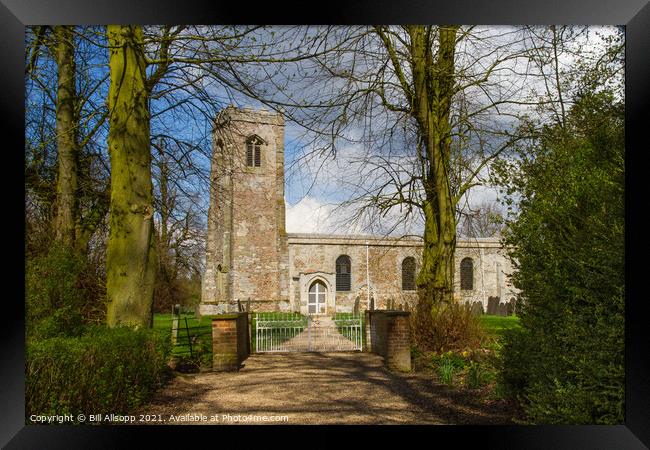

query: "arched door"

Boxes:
[308, 280, 327, 315]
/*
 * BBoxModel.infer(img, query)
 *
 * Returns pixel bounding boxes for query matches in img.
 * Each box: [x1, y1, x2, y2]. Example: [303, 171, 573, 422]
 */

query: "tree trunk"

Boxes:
[409, 25, 459, 306]
[157, 145, 170, 269]
[105, 25, 156, 328]
[403, 25, 458, 348]
[52, 25, 78, 248]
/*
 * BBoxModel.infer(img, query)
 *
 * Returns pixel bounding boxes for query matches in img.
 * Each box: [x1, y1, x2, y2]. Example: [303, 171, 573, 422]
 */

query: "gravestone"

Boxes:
[497, 302, 507, 316]
[487, 296, 500, 315]
[471, 301, 484, 316]
[171, 304, 181, 346]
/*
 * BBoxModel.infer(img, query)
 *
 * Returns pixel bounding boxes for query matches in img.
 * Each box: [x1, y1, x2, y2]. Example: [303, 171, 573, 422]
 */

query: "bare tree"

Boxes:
[103, 25, 330, 324]
[25, 26, 110, 254]
[189, 25, 622, 347]
[206, 26, 538, 303]
[26, 25, 620, 331]
[457, 201, 505, 238]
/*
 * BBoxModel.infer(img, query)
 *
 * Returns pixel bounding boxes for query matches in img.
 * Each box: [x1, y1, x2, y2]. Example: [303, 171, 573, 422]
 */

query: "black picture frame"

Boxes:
[3, 1, 648, 447]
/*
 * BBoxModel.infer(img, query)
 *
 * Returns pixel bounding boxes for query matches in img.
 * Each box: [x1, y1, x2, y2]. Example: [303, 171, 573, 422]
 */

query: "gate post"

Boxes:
[366, 310, 411, 372]
[211, 312, 249, 371]
[363, 310, 372, 352]
[385, 311, 411, 372]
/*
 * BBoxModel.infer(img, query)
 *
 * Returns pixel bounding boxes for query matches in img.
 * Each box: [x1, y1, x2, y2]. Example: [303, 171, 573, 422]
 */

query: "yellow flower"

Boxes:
[461, 350, 469, 358]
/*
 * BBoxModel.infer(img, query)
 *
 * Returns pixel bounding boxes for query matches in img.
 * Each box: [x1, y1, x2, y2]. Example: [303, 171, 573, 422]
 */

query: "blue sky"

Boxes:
[25, 25, 621, 237]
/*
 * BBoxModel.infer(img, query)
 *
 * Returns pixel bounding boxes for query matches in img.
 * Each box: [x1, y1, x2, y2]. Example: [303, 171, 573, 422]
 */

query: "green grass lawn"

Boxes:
[478, 314, 521, 339]
[153, 313, 213, 359]
[153, 313, 213, 330]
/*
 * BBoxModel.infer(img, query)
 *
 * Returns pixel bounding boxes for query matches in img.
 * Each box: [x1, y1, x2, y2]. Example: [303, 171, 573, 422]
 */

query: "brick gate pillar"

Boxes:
[211, 313, 249, 371]
[364, 310, 372, 352]
[384, 311, 411, 372]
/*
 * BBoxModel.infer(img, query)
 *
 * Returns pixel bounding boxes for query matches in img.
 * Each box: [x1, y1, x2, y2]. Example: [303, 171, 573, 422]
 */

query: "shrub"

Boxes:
[499, 326, 533, 398]
[26, 326, 171, 418]
[495, 89, 625, 424]
[410, 346, 423, 360]
[26, 244, 105, 339]
[466, 361, 493, 389]
[412, 301, 487, 352]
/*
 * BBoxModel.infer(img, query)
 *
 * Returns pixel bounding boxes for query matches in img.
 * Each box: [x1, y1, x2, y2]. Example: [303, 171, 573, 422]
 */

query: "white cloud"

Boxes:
[285, 196, 336, 233]
[466, 185, 500, 210]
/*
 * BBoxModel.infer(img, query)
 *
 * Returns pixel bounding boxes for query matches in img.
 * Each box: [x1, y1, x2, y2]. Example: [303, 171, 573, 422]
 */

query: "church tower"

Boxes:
[199, 107, 289, 315]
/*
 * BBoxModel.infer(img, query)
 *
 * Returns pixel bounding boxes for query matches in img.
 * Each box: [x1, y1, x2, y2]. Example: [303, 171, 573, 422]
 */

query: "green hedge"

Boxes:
[26, 326, 171, 418]
[26, 244, 89, 339]
[495, 89, 624, 424]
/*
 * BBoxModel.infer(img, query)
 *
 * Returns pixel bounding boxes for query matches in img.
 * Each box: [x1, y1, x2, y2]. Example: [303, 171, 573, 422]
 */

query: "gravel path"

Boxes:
[137, 352, 515, 425]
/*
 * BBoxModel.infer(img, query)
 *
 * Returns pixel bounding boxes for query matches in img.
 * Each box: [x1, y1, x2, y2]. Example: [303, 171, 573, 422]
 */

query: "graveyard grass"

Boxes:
[478, 314, 521, 338]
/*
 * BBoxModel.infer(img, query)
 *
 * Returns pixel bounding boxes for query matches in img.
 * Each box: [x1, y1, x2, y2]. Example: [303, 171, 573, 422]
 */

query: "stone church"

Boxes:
[199, 107, 517, 316]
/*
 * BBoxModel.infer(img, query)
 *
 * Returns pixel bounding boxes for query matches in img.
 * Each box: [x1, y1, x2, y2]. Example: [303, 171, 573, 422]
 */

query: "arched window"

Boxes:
[246, 136, 263, 167]
[460, 258, 474, 290]
[402, 257, 416, 291]
[336, 255, 351, 291]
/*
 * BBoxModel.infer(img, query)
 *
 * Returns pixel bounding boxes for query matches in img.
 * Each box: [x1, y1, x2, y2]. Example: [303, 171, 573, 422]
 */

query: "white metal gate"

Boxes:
[253, 313, 363, 353]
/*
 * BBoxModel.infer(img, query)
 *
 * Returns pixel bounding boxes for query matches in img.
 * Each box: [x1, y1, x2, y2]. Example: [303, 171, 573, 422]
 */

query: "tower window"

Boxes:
[336, 255, 351, 291]
[246, 136, 262, 167]
[402, 257, 416, 291]
[460, 257, 474, 290]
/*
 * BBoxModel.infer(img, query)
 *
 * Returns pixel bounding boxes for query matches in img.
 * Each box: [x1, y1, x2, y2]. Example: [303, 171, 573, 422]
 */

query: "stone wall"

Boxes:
[288, 234, 421, 315]
[453, 238, 518, 312]
[201, 107, 289, 315]
[288, 234, 517, 315]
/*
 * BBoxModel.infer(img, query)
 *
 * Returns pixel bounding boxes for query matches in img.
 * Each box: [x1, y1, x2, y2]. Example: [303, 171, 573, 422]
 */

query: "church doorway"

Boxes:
[308, 280, 327, 315]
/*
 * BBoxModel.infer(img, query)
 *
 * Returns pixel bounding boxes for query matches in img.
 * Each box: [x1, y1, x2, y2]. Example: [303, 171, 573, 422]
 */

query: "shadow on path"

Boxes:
[138, 352, 515, 425]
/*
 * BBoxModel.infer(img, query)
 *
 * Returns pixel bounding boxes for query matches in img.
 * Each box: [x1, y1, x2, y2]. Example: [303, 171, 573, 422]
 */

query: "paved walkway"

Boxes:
[138, 352, 515, 425]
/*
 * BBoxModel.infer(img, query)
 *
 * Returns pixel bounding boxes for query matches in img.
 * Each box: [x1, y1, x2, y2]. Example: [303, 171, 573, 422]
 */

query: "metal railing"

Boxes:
[171, 317, 212, 358]
[253, 312, 307, 353]
[332, 314, 364, 351]
[253, 312, 363, 353]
